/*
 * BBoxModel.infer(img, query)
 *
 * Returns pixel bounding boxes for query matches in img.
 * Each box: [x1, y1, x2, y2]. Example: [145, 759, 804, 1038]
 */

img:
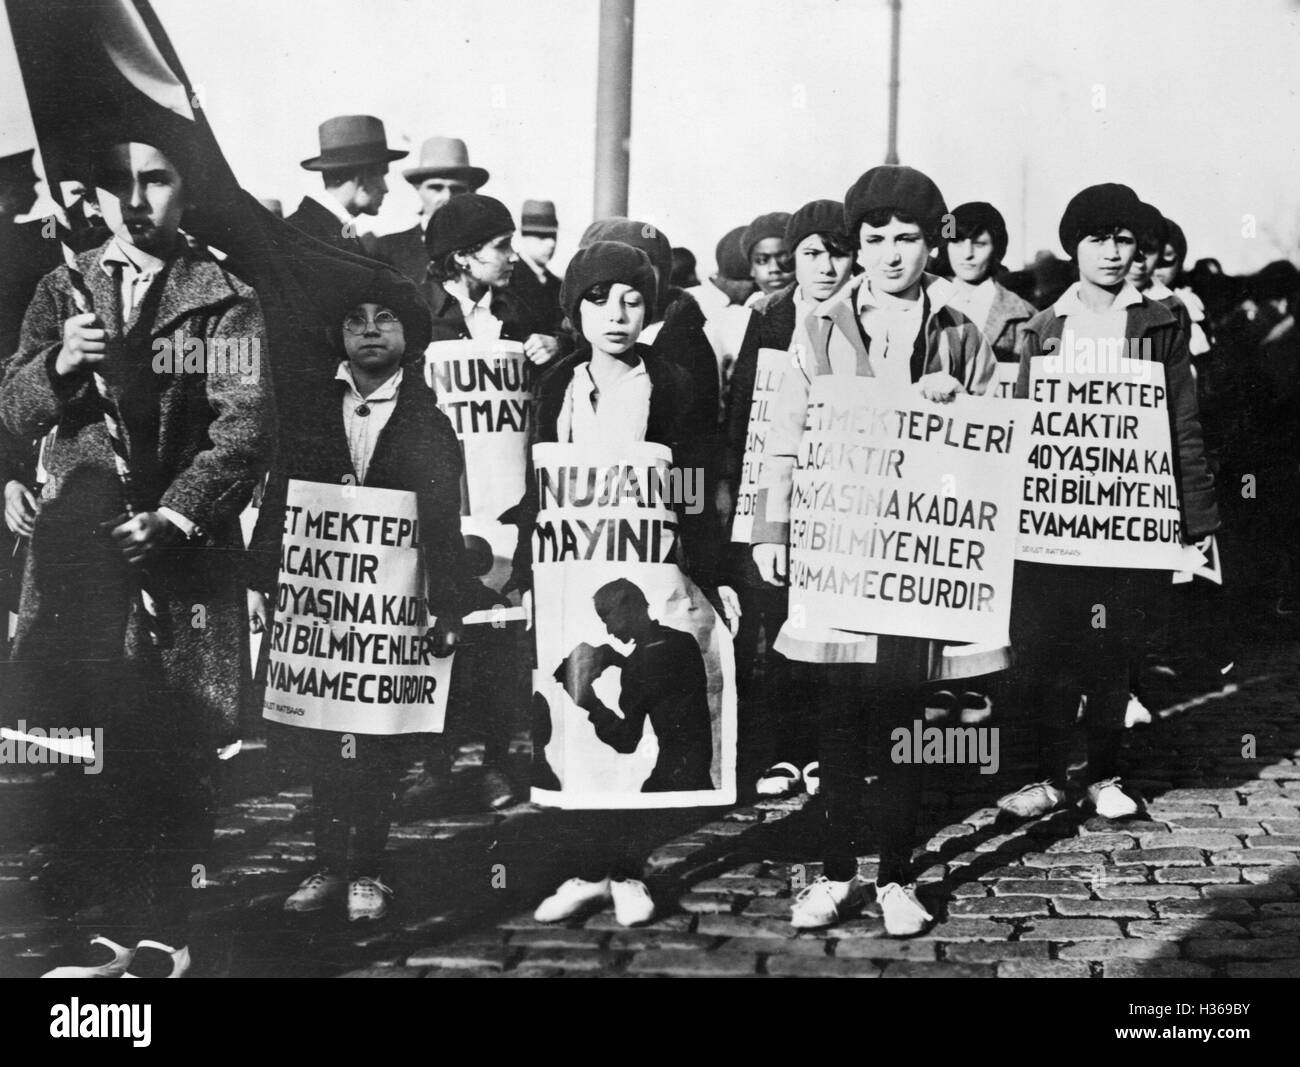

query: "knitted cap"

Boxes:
[424, 193, 515, 259]
[741, 212, 792, 261]
[715, 226, 751, 280]
[785, 200, 849, 253]
[560, 241, 658, 327]
[579, 217, 673, 308]
[844, 165, 947, 240]
[1057, 183, 1144, 258]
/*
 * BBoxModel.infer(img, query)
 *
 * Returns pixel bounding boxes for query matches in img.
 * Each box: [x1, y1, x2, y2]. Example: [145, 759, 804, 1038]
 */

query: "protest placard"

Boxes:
[425, 339, 531, 622]
[529, 442, 737, 809]
[787, 376, 1026, 645]
[732, 347, 789, 542]
[1017, 357, 1185, 569]
[262, 480, 453, 734]
[989, 360, 1019, 399]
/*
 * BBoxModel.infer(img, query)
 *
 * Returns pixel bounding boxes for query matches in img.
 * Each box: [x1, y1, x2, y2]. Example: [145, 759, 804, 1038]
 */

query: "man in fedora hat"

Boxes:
[287, 115, 407, 257]
[375, 136, 488, 284]
[507, 199, 564, 355]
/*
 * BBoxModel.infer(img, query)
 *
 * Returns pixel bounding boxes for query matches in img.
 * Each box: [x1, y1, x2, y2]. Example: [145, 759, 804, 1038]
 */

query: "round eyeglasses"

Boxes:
[343, 310, 402, 334]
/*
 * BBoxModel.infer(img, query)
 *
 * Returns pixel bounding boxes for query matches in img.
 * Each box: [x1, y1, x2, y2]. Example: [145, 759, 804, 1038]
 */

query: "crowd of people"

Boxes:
[1, 106, 1297, 977]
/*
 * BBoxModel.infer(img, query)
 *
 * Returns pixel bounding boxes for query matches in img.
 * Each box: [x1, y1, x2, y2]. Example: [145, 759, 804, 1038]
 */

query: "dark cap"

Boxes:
[1057, 183, 1145, 258]
[844, 165, 947, 241]
[950, 201, 1009, 263]
[785, 200, 849, 253]
[425, 193, 516, 259]
[741, 212, 792, 261]
[560, 241, 658, 328]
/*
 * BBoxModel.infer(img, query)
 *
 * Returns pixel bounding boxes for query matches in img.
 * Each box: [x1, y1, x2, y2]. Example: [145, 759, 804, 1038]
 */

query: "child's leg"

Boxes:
[867, 685, 923, 886]
[310, 736, 351, 875]
[813, 666, 871, 881]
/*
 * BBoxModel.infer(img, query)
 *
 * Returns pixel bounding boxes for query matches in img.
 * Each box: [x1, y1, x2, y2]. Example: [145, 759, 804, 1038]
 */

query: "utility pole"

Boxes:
[593, 0, 634, 218]
[885, 0, 901, 164]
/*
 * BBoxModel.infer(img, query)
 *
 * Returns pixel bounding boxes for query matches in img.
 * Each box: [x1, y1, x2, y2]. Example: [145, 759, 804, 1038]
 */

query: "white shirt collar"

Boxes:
[852, 272, 953, 314]
[443, 275, 493, 319]
[1145, 280, 1174, 301]
[335, 361, 404, 402]
[309, 190, 359, 227]
[1052, 280, 1145, 318]
[99, 236, 166, 278]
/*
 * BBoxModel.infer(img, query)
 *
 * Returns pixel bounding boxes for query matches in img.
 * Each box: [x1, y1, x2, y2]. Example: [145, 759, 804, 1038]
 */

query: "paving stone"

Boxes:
[944, 941, 1048, 963]
[1154, 898, 1255, 919]
[949, 896, 1050, 918]
[583, 912, 693, 933]
[834, 937, 939, 961]
[882, 961, 994, 978]
[1153, 866, 1241, 884]
[696, 914, 796, 939]
[1261, 902, 1300, 915]
[1058, 939, 1180, 960]
[337, 966, 425, 978]
[694, 821, 753, 837]
[1102, 959, 1211, 978]
[724, 936, 829, 956]
[1203, 882, 1297, 901]
[1097, 884, 1199, 900]
[1211, 847, 1300, 866]
[742, 896, 796, 918]
[1225, 959, 1300, 978]
[1082, 817, 1167, 834]
[1261, 819, 1300, 835]
[1019, 918, 1122, 941]
[1113, 848, 1206, 867]
[997, 960, 1090, 978]
[995, 878, 1090, 898]
[626, 948, 759, 976]
[406, 942, 512, 970]
[1052, 898, 1154, 919]
[1187, 937, 1300, 959]
[919, 919, 1013, 941]
[1245, 834, 1300, 849]
[692, 876, 786, 897]
[1046, 833, 1135, 852]
[1128, 919, 1248, 939]
[1242, 866, 1300, 884]
[508, 928, 609, 949]
[1022, 852, 1107, 868]
[512, 948, 621, 973]
[951, 882, 991, 898]
[765, 954, 881, 977]
[1158, 789, 1241, 804]
[677, 893, 737, 914]
[1164, 817, 1263, 832]
[1052, 865, 1149, 883]
[606, 931, 716, 951]
[1248, 917, 1300, 935]
[1137, 831, 1243, 851]
[978, 865, 1042, 879]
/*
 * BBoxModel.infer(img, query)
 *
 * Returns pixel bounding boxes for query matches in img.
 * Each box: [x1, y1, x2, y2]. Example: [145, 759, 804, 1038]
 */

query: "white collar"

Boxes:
[443, 275, 493, 317]
[309, 190, 359, 227]
[1052, 280, 1144, 318]
[577, 355, 648, 388]
[1145, 280, 1175, 301]
[336, 361, 404, 402]
[850, 271, 954, 315]
[99, 236, 166, 278]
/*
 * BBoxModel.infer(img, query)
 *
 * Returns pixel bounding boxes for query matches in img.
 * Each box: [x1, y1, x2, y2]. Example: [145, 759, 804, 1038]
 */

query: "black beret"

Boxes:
[785, 200, 849, 252]
[715, 225, 750, 280]
[333, 266, 433, 364]
[424, 193, 515, 260]
[741, 212, 792, 261]
[950, 201, 1009, 263]
[844, 165, 947, 240]
[1162, 217, 1188, 270]
[1057, 183, 1144, 258]
[560, 241, 658, 328]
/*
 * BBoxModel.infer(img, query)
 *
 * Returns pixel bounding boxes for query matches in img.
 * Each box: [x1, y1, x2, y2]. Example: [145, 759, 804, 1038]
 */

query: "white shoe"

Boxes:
[1124, 692, 1152, 728]
[755, 762, 802, 797]
[790, 876, 863, 929]
[876, 882, 933, 937]
[1088, 777, 1140, 819]
[802, 761, 821, 796]
[283, 870, 345, 913]
[533, 877, 611, 923]
[996, 780, 1065, 819]
[42, 935, 135, 978]
[347, 876, 393, 922]
[610, 878, 656, 926]
[121, 941, 191, 979]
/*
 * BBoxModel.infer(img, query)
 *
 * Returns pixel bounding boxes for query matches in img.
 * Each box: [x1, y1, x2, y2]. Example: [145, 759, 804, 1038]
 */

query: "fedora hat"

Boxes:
[300, 115, 407, 171]
[402, 136, 489, 188]
[520, 199, 558, 235]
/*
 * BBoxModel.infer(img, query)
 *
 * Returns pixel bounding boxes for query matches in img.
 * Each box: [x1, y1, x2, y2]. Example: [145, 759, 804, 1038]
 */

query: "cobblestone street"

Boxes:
[4, 637, 1300, 978]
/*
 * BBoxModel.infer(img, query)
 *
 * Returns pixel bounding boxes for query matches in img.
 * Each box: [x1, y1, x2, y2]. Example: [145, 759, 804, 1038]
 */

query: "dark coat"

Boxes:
[507, 261, 564, 337]
[1015, 295, 1220, 540]
[508, 343, 721, 589]
[285, 196, 374, 259]
[0, 240, 276, 742]
[424, 278, 526, 345]
[374, 223, 428, 285]
[248, 368, 467, 622]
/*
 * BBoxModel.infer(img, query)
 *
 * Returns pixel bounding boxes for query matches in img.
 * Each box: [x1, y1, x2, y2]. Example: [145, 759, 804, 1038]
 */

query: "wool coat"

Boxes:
[984, 281, 1038, 363]
[374, 223, 429, 285]
[0, 240, 276, 743]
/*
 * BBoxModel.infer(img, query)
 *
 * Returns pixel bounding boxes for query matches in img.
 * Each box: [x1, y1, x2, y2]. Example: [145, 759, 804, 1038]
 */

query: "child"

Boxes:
[741, 212, 796, 304]
[526, 241, 738, 926]
[2, 138, 274, 977]
[726, 200, 855, 797]
[249, 275, 464, 922]
[944, 201, 1037, 364]
[752, 166, 996, 935]
[1000, 183, 1219, 821]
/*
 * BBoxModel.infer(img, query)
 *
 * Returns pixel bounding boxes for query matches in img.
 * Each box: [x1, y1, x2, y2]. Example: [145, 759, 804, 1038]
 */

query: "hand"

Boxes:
[917, 372, 966, 403]
[715, 479, 734, 527]
[427, 616, 462, 657]
[753, 543, 788, 586]
[104, 510, 182, 565]
[55, 312, 108, 377]
[523, 334, 559, 366]
[523, 588, 534, 631]
[247, 589, 270, 634]
[717, 584, 742, 636]
[3, 480, 36, 537]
